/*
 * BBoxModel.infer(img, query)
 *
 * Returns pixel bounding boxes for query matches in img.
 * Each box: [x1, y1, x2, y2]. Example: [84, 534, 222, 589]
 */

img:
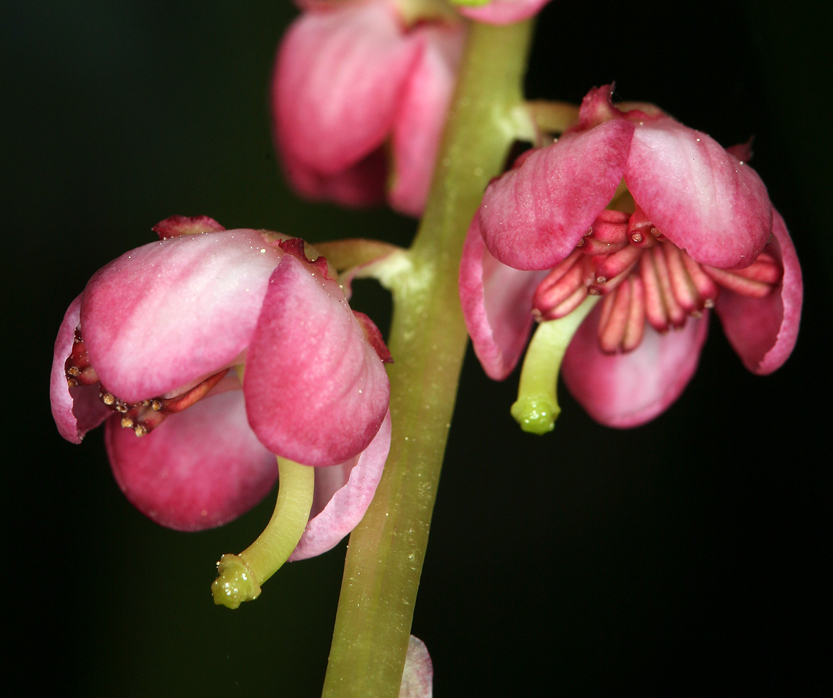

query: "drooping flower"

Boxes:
[51, 216, 392, 556]
[272, 0, 465, 216]
[460, 85, 802, 428]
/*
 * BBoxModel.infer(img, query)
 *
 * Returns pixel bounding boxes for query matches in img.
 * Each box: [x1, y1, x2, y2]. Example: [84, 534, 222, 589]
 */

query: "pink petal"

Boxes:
[81, 230, 283, 403]
[244, 253, 390, 466]
[273, 1, 421, 178]
[399, 635, 433, 698]
[289, 411, 391, 561]
[458, 0, 552, 24]
[281, 147, 387, 208]
[459, 217, 546, 379]
[626, 117, 772, 269]
[715, 209, 802, 374]
[51, 296, 110, 443]
[562, 308, 709, 427]
[388, 23, 465, 216]
[478, 119, 635, 270]
[105, 390, 279, 531]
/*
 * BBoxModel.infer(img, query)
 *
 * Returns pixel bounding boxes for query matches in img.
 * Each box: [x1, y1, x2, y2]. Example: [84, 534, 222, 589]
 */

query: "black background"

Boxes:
[2, 1, 829, 695]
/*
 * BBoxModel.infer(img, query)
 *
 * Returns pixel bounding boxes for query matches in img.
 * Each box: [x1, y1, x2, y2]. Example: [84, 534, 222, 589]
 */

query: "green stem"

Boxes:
[322, 19, 535, 698]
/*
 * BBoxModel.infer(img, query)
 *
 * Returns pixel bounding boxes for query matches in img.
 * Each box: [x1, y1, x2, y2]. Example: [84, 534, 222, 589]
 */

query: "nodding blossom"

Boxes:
[51, 215, 391, 559]
[460, 85, 802, 427]
[272, 0, 465, 216]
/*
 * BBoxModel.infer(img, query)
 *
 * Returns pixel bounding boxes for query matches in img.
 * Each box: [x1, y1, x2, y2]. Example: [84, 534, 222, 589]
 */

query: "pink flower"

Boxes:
[272, 0, 465, 216]
[455, 0, 552, 25]
[460, 86, 802, 427]
[51, 216, 392, 555]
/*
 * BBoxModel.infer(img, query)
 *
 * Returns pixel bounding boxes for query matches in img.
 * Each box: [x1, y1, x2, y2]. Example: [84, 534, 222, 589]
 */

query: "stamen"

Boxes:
[622, 276, 646, 352]
[596, 276, 647, 354]
[212, 457, 315, 609]
[648, 245, 686, 329]
[640, 250, 669, 332]
[597, 280, 632, 353]
[701, 253, 781, 298]
[590, 243, 642, 293]
[158, 370, 227, 414]
[578, 237, 628, 255]
[64, 329, 99, 387]
[98, 369, 229, 436]
[532, 250, 593, 320]
[530, 206, 782, 360]
[586, 209, 629, 243]
[662, 243, 701, 314]
[680, 251, 719, 308]
[627, 206, 657, 248]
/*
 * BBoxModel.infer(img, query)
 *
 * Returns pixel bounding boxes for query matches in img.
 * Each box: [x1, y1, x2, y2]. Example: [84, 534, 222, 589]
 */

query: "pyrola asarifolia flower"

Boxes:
[272, 0, 465, 216]
[51, 216, 392, 556]
[460, 85, 802, 428]
[453, 0, 552, 25]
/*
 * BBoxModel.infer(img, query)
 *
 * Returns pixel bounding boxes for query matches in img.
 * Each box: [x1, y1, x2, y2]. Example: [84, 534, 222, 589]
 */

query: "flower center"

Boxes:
[65, 328, 228, 436]
[531, 209, 782, 353]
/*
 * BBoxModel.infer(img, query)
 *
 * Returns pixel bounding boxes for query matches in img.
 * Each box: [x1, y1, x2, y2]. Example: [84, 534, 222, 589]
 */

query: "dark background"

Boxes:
[2, 1, 829, 695]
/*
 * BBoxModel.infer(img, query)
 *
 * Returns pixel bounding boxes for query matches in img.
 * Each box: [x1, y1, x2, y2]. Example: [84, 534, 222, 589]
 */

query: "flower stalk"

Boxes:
[321, 18, 535, 698]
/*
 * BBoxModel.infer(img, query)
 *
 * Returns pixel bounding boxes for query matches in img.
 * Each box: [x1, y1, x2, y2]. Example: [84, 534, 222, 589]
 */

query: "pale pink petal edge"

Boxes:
[51, 296, 110, 443]
[459, 217, 543, 380]
[289, 411, 391, 561]
[715, 209, 802, 374]
[399, 635, 433, 698]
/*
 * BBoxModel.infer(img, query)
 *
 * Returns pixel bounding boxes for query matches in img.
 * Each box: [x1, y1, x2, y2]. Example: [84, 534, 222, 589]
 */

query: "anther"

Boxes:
[121, 417, 134, 429]
[101, 392, 115, 406]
